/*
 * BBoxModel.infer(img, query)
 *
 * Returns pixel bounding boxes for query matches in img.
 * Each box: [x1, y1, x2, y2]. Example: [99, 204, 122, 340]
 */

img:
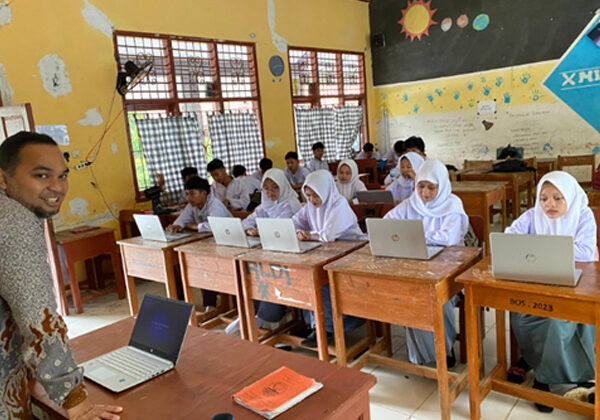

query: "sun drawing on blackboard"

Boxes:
[397, 0, 437, 41]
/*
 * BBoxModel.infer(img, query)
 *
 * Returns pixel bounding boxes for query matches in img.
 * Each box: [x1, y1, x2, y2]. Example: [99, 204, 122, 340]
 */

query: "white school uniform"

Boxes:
[174, 195, 232, 232]
[250, 169, 263, 183]
[356, 150, 381, 160]
[305, 158, 329, 173]
[284, 166, 310, 186]
[226, 175, 262, 211]
[210, 181, 227, 203]
[385, 152, 425, 202]
[335, 159, 367, 200]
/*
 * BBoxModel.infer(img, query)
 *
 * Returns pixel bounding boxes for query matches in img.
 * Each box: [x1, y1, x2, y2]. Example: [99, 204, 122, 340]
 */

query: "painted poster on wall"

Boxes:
[543, 13, 600, 134]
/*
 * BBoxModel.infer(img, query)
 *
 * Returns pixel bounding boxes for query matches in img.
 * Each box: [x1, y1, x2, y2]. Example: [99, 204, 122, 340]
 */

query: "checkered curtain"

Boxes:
[207, 112, 264, 174]
[136, 115, 207, 204]
[293, 107, 337, 163]
[334, 106, 363, 160]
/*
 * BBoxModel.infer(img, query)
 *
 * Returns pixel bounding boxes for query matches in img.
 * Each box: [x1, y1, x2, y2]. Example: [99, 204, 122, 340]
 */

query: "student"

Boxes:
[166, 176, 232, 233]
[226, 164, 261, 211]
[178, 166, 198, 205]
[505, 171, 596, 412]
[284, 151, 310, 188]
[305, 142, 329, 172]
[335, 159, 367, 201]
[207, 159, 233, 204]
[404, 136, 426, 158]
[250, 157, 273, 182]
[385, 152, 425, 202]
[383, 139, 406, 163]
[293, 170, 366, 346]
[356, 142, 381, 160]
[384, 159, 468, 366]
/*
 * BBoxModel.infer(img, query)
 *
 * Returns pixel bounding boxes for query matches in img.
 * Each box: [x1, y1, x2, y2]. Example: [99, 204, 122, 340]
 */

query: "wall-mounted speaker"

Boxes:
[371, 33, 385, 49]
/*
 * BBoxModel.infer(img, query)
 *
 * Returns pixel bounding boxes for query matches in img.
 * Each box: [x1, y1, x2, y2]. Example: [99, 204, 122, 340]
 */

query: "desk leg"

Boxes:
[66, 256, 84, 314]
[466, 287, 481, 420]
[233, 260, 249, 341]
[433, 300, 450, 420]
[110, 248, 126, 299]
[120, 244, 138, 316]
[329, 273, 347, 366]
[163, 252, 178, 300]
[595, 304, 600, 420]
[496, 309, 507, 380]
[313, 275, 329, 362]
[240, 264, 259, 343]
[179, 254, 197, 327]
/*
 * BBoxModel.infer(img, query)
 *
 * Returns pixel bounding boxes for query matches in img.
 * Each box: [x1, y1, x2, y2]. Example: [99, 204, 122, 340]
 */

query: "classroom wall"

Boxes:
[0, 0, 374, 230]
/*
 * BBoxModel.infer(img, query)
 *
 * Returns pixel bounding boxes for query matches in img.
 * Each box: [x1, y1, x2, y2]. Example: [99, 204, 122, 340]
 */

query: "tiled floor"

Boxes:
[64, 277, 589, 420]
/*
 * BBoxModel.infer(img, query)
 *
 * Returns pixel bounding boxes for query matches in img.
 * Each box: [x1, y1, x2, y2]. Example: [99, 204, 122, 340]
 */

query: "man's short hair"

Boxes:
[184, 176, 210, 193]
[232, 164, 246, 178]
[0, 131, 58, 175]
[404, 136, 425, 153]
[363, 142, 374, 152]
[207, 159, 225, 173]
[393, 140, 406, 154]
[259, 158, 273, 171]
[181, 166, 198, 179]
[285, 151, 299, 160]
[312, 142, 325, 151]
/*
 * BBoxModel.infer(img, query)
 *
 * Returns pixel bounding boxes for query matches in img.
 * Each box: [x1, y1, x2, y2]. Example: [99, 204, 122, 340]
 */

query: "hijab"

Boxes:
[394, 152, 425, 188]
[259, 168, 302, 216]
[335, 159, 363, 200]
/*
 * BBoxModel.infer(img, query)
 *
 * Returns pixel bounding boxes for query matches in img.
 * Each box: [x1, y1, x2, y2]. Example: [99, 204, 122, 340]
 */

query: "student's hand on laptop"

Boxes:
[246, 228, 259, 236]
[297, 230, 310, 241]
[165, 224, 183, 233]
[67, 399, 123, 420]
[185, 222, 198, 231]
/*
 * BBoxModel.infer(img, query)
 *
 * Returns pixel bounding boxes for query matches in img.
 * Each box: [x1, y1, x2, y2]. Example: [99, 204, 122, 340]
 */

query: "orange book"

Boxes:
[232, 366, 323, 419]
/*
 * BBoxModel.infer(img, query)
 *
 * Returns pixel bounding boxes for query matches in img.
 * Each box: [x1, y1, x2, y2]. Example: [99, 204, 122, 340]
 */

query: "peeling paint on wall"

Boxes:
[111, 142, 117, 154]
[78, 108, 103, 126]
[0, 63, 14, 105]
[81, 0, 114, 39]
[69, 197, 89, 217]
[53, 210, 114, 230]
[0, 2, 12, 28]
[267, 0, 287, 53]
[38, 55, 72, 98]
[265, 140, 275, 149]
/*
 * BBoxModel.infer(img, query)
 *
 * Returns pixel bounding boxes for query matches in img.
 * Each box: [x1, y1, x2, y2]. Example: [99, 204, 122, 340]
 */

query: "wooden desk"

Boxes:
[458, 169, 534, 221]
[238, 240, 367, 361]
[451, 181, 507, 254]
[536, 157, 556, 179]
[457, 257, 600, 419]
[324, 245, 481, 420]
[32, 318, 376, 420]
[54, 228, 126, 315]
[117, 234, 209, 315]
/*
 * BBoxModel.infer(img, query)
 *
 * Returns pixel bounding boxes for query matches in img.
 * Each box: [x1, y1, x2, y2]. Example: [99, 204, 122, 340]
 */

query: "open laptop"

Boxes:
[81, 294, 193, 392]
[490, 233, 583, 286]
[366, 218, 443, 260]
[208, 216, 261, 248]
[256, 218, 321, 254]
[356, 190, 394, 204]
[133, 214, 191, 242]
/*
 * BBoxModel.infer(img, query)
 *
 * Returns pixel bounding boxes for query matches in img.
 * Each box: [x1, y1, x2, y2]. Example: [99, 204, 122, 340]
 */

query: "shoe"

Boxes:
[507, 358, 531, 384]
[446, 348, 456, 368]
[225, 317, 241, 335]
[300, 330, 334, 348]
[563, 382, 595, 402]
[589, 392, 595, 404]
[533, 379, 554, 413]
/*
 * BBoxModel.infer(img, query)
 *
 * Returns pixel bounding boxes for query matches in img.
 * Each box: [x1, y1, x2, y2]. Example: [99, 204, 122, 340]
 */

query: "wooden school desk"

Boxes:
[117, 233, 209, 315]
[457, 257, 600, 419]
[451, 181, 507, 254]
[458, 169, 534, 221]
[238, 240, 367, 361]
[31, 318, 376, 420]
[324, 245, 482, 420]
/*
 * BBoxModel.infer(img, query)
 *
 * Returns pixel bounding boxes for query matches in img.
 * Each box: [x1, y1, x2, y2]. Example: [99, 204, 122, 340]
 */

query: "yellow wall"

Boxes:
[1, 0, 374, 231]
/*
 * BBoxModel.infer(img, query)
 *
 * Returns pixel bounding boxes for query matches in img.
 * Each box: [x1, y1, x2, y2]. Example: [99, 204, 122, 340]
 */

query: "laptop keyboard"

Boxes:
[98, 347, 168, 378]
[165, 232, 188, 241]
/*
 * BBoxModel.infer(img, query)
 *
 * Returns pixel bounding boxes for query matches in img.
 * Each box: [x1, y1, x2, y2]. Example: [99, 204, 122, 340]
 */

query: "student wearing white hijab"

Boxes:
[385, 152, 425, 202]
[335, 159, 367, 201]
[384, 159, 468, 366]
[504, 171, 596, 412]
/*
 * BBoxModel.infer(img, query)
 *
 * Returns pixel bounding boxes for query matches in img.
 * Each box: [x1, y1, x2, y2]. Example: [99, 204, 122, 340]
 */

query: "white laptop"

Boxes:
[256, 218, 321, 254]
[490, 233, 583, 286]
[208, 216, 261, 248]
[81, 294, 193, 392]
[366, 218, 443, 260]
[356, 190, 394, 204]
[133, 214, 191, 242]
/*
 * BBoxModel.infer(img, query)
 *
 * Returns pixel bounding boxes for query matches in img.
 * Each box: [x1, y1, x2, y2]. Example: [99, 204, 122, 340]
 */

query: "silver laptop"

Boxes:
[490, 233, 583, 286]
[256, 218, 321, 254]
[133, 214, 191, 242]
[366, 218, 443, 260]
[208, 216, 261, 248]
[356, 190, 394, 204]
[81, 294, 193, 392]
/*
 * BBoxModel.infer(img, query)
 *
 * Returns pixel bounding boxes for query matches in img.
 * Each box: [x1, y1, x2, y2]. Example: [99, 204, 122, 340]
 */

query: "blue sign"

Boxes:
[543, 14, 600, 134]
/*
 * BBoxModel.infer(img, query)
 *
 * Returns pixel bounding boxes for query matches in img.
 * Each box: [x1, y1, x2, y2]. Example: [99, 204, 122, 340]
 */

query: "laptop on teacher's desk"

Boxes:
[255, 218, 321, 254]
[81, 294, 193, 392]
[133, 214, 191, 242]
[208, 216, 261, 248]
[366, 218, 443, 260]
[490, 233, 583, 286]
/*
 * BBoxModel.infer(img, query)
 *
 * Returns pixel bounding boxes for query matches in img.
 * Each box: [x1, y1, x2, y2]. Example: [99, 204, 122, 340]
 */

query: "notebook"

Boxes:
[490, 233, 583, 286]
[80, 294, 193, 392]
[366, 218, 443, 260]
[255, 218, 321, 254]
[133, 214, 191, 242]
[208, 216, 261, 248]
[356, 190, 394, 204]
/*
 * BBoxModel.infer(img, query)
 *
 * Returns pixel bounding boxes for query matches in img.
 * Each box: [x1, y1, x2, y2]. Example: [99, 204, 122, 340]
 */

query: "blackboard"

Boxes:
[370, 0, 597, 85]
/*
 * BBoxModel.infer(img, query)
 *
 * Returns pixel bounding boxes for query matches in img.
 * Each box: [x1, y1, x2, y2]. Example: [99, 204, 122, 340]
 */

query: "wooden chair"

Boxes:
[557, 154, 595, 187]
[463, 160, 493, 170]
[328, 160, 340, 175]
[355, 158, 379, 184]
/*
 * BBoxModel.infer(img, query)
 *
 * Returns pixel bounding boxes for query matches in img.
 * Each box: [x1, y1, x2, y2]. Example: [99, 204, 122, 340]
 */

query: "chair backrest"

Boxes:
[355, 158, 379, 184]
[468, 215, 485, 245]
[463, 160, 493, 170]
[521, 156, 537, 170]
[119, 209, 144, 239]
[328, 160, 339, 175]
[557, 154, 595, 187]
[591, 207, 600, 250]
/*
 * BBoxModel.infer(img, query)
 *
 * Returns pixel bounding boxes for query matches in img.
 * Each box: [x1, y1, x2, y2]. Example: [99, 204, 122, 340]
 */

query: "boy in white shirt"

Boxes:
[284, 151, 310, 189]
[356, 142, 381, 160]
[250, 157, 272, 182]
[207, 159, 233, 204]
[227, 165, 262, 211]
[305, 141, 329, 172]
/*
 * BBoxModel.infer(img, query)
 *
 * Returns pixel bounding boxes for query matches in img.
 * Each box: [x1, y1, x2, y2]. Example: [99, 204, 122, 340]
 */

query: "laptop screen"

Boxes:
[129, 295, 193, 364]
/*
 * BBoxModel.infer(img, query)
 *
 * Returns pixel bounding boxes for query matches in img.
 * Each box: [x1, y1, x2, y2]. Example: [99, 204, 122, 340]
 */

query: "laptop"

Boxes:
[208, 216, 261, 248]
[356, 190, 394, 204]
[133, 214, 191, 242]
[490, 233, 583, 286]
[366, 218, 443, 260]
[255, 218, 321, 254]
[81, 294, 193, 392]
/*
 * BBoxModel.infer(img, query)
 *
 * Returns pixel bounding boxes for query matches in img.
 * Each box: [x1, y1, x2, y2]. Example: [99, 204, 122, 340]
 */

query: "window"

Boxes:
[114, 31, 263, 199]
[288, 47, 369, 154]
